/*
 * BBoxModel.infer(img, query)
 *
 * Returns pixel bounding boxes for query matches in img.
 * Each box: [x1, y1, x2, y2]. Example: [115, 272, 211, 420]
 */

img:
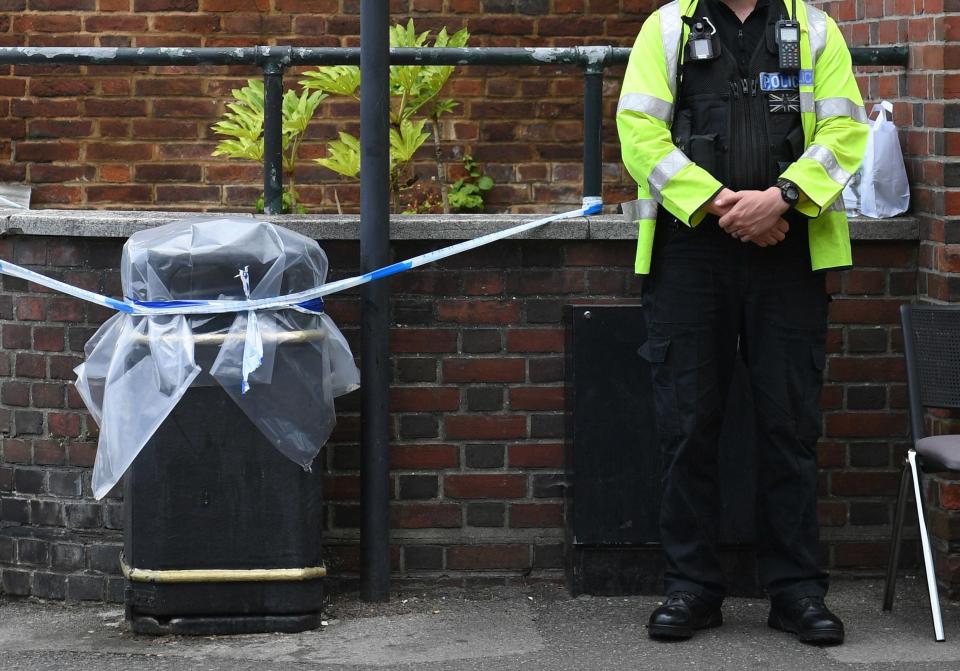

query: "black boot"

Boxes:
[648, 591, 723, 640]
[768, 596, 844, 645]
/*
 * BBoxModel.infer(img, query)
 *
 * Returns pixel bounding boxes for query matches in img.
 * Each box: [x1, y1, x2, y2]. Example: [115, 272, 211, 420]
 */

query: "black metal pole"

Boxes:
[0, 45, 908, 68]
[262, 60, 285, 215]
[359, 0, 392, 602]
[581, 52, 606, 201]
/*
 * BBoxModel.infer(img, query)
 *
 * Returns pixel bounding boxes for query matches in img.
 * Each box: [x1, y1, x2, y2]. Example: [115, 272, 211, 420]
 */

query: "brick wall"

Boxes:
[814, 0, 960, 591]
[0, 230, 918, 599]
[0, 0, 656, 213]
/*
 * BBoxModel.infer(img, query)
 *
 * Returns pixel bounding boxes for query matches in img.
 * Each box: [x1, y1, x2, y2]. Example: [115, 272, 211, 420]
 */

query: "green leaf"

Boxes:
[476, 175, 494, 191]
[300, 65, 361, 97]
[317, 132, 361, 178]
[389, 118, 430, 164]
[282, 89, 327, 136]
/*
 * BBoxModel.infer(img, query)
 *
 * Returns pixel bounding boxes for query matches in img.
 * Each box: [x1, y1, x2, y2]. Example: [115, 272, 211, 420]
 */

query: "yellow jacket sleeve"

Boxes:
[616, 11, 722, 227]
[780, 15, 869, 218]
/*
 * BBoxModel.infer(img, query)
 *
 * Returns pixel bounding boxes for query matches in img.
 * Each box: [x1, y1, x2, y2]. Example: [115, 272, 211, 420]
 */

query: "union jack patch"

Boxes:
[767, 92, 801, 114]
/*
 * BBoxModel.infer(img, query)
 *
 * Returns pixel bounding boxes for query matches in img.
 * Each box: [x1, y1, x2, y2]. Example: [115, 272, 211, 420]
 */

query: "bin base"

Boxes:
[125, 577, 326, 636]
[129, 611, 323, 636]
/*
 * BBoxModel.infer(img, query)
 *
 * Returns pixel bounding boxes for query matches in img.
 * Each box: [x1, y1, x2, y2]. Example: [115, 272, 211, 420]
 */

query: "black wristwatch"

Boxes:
[777, 179, 800, 207]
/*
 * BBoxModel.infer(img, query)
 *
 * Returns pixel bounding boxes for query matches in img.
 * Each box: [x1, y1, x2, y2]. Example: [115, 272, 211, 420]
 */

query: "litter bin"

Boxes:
[73, 218, 360, 635]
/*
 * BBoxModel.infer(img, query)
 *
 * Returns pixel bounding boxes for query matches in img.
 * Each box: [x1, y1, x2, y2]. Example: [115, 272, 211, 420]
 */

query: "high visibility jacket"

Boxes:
[617, 0, 869, 274]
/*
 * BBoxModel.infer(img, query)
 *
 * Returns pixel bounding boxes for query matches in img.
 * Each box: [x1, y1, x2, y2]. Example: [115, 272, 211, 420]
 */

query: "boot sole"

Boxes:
[649, 610, 723, 640]
[767, 612, 844, 645]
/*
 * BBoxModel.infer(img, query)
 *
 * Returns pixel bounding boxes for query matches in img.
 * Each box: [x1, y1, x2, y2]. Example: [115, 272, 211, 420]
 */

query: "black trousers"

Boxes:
[640, 215, 829, 606]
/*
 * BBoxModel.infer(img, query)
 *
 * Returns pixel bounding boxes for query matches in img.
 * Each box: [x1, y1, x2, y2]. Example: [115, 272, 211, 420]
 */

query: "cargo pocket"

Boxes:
[639, 335, 681, 438]
[798, 342, 827, 443]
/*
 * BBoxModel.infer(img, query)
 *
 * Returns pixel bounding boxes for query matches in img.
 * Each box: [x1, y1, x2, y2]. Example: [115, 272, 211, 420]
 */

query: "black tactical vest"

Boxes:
[672, 0, 806, 193]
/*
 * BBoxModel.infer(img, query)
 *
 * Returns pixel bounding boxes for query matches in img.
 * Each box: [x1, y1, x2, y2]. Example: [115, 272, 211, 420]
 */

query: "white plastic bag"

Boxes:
[857, 100, 910, 218]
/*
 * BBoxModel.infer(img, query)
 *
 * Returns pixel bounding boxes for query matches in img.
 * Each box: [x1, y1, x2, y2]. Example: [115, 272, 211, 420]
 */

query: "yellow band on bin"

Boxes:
[119, 553, 327, 584]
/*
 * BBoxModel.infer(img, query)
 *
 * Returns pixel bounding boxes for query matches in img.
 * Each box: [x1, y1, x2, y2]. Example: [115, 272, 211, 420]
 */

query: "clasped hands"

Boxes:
[706, 187, 791, 248]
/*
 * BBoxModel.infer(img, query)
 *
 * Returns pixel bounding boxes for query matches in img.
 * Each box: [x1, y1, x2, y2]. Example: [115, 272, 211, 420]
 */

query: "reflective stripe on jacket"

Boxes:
[616, 0, 869, 274]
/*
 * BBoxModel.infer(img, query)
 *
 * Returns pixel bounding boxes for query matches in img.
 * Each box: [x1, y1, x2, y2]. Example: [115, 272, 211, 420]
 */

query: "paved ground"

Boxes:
[1, 576, 959, 670]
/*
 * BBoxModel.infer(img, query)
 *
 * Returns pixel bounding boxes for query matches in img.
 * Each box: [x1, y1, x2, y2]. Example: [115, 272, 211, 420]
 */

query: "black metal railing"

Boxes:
[0, 45, 908, 215]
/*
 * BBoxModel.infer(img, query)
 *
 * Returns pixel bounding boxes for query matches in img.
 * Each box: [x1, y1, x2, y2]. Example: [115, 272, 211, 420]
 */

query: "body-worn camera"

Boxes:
[683, 16, 720, 62]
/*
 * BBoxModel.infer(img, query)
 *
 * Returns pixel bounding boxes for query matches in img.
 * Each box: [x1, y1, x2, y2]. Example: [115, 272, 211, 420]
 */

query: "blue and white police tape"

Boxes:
[0, 196, 603, 316]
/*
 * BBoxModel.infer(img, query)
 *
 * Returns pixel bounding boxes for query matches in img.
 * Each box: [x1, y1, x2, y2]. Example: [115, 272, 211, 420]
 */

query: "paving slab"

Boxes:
[0, 577, 958, 670]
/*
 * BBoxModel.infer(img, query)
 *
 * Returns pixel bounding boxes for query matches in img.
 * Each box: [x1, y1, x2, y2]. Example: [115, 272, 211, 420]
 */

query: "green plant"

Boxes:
[302, 19, 470, 213]
[211, 79, 326, 213]
[448, 154, 494, 212]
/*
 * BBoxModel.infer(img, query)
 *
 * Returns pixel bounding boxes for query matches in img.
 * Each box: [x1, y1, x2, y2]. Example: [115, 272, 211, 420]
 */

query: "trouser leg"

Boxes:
[742, 266, 830, 603]
[641, 259, 739, 605]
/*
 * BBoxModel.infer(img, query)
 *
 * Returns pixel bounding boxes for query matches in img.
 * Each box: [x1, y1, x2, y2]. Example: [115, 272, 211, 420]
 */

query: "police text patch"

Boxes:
[759, 72, 799, 91]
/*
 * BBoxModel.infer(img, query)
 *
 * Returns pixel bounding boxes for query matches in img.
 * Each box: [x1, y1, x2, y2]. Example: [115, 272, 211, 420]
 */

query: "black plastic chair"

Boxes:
[882, 304, 960, 642]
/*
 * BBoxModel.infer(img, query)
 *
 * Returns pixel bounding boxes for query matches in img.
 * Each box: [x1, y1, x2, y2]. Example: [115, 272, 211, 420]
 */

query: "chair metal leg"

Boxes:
[883, 458, 912, 611]
[908, 449, 946, 642]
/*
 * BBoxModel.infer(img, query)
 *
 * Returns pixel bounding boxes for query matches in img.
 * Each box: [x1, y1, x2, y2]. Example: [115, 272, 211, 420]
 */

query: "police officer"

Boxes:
[616, 0, 868, 645]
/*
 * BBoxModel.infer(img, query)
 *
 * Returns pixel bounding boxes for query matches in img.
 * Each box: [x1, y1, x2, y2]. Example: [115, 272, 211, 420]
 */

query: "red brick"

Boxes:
[509, 387, 564, 411]
[510, 503, 563, 528]
[447, 544, 528, 569]
[152, 15, 221, 32]
[86, 143, 153, 161]
[15, 353, 46, 379]
[15, 297, 45, 321]
[154, 98, 219, 118]
[391, 503, 461, 529]
[390, 445, 459, 470]
[829, 299, 904, 325]
[508, 442, 564, 469]
[443, 358, 525, 383]
[33, 440, 65, 466]
[15, 141, 80, 162]
[391, 329, 458, 353]
[444, 474, 526, 498]
[67, 442, 97, 467]
[87, 185, 153, 203]
[818, 501, 847, 527]
[3, 439, 32, 464]
[31, 383, 64, 409]
[1, 382, 29, 407]
[49, 412, 81, 438]
[461, 272, 504, 296]
[830, 471, 902, 497]
[85, 98, 147, 117]
[834, 542, 888, 568]
[324, 475, 361, 500]
[390, 387, 460, 412]
[825, 412, 907, 438]
[852, 244, 916, 269]
[134, 0, 198, 9]
[14, 14, 81, 32]
[817, 442, 846, 469]
[565, 242, 634, 266]
[939, 480, 960, 510]
[843, 270, 886, 295]
[436, 300, 520, 324]
[2, 324, 32, 350]
[827, 357, 906, 382]
[506, 329, 564, 353]
[84, 15, 147, 32]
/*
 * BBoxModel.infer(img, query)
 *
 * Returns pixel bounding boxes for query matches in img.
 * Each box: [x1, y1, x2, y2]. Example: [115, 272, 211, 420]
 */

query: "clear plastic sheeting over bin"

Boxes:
[74, 217, 360, 499]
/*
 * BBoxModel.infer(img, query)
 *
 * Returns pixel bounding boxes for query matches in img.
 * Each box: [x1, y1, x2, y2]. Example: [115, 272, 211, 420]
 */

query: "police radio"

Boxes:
[682, 16, 720, 62]
[776, 0, 801, 71]
[776, 20, 801, 71]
